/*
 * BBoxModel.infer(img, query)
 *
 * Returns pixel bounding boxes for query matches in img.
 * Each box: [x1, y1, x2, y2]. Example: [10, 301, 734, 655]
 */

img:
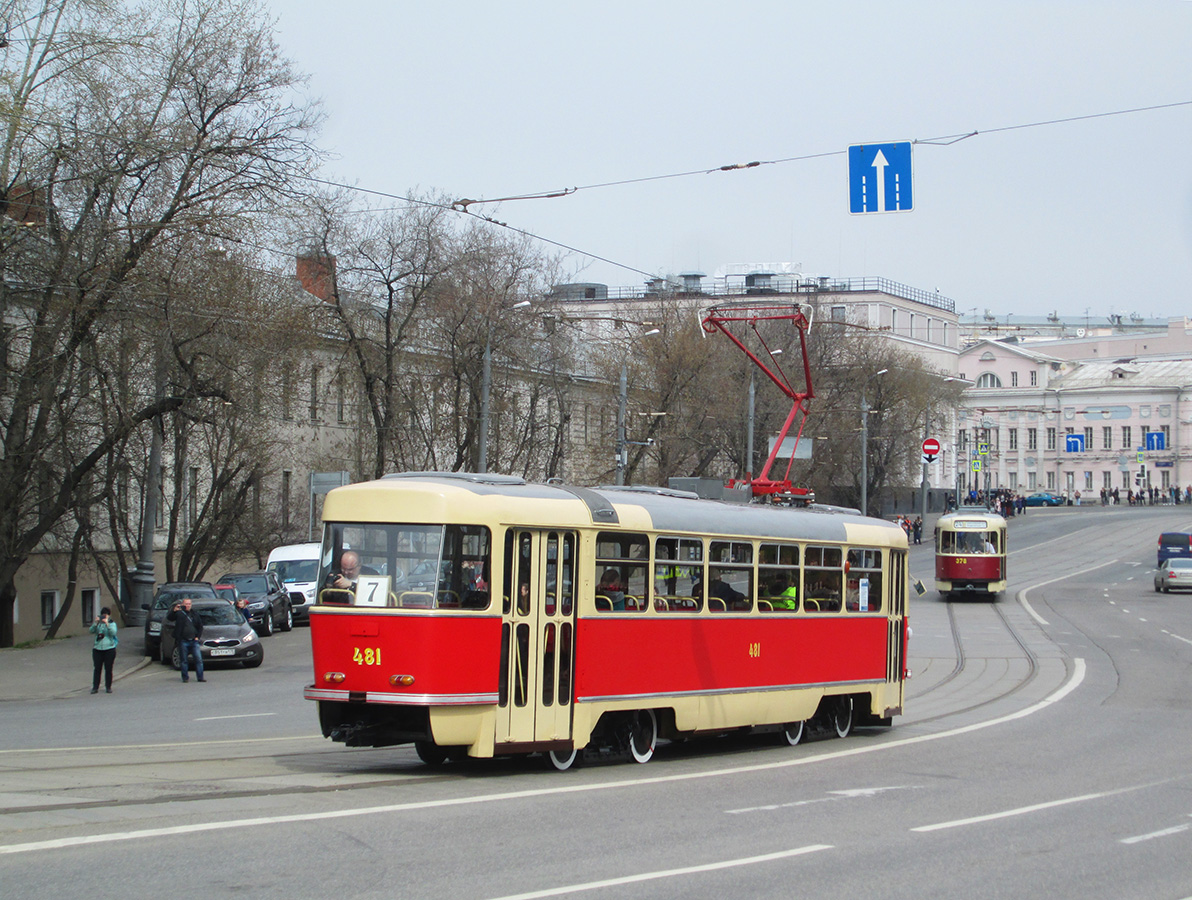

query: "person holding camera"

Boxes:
[89, 607, 119, 694]
[166, 598, 206, 683]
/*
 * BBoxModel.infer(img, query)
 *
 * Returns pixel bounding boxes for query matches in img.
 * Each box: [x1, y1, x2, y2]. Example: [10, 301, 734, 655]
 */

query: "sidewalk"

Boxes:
[0, 629, 152, 702]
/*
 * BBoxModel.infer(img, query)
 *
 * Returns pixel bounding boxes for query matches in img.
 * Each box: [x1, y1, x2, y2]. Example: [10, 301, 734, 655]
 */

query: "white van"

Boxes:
[266, 542, 322, 623]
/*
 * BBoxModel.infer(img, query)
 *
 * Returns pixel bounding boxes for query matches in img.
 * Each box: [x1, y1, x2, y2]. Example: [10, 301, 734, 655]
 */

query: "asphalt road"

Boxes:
[3, 505, 1192, 899]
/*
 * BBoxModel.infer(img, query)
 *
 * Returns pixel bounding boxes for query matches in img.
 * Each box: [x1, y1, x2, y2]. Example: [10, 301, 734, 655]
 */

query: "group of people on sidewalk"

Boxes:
[86, 596, 208, 694]
[893, 515, 924, 545]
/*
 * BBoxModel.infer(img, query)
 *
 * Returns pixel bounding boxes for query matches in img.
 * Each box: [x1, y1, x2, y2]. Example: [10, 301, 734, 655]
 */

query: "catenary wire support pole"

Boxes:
[860, 368, 888, 517]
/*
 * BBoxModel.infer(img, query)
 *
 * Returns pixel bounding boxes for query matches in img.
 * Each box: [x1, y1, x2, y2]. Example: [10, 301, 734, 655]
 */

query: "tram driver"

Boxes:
[328, 550, 377, 593]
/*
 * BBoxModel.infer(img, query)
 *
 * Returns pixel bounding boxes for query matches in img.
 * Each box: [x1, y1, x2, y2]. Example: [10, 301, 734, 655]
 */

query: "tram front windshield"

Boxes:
[320, 523, 491, 609]
[939, 530, 1000, 554]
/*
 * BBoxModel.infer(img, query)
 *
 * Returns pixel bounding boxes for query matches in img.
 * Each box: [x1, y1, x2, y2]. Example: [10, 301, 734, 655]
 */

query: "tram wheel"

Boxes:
[781, 721, 805, 746]
[547, 747, 580, 771]
[627, 709, 657, 763]
[831, 697, 854, 739]
[415, 740, 448, 766]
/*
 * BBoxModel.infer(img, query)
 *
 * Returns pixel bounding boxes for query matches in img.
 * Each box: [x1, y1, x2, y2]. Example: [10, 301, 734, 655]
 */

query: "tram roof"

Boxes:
[322, 473, 907, 547]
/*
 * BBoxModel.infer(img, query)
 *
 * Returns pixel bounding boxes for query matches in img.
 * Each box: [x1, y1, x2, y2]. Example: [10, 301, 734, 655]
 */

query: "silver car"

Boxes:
[1154, 558, 1192, 593]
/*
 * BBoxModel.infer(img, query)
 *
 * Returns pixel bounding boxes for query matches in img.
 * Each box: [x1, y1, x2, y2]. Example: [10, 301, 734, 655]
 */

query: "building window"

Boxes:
[958, 430, 969, 451]
[1102, 427, 1112, 450]
[1083, 427, 1093, 450]
[1008, 429, 1018, 451]
[1103, 471, 1113, 491]
[1161, 425, 1171, 447]
[81, 588, 98, 625]
[281, 470, 292, 531]
[1084, 471, 1093, 491]
[1122, 426, 1132, 449]
[188, 466, 199, 529]
[335, 371, 346, 424]
[1046, 427, 1057, 451]
[1027, 428, 1038, 451]
[1011, 371, 1018, 387]
[1123, 470, 1132, 491]
[925, 319, 932, 342]
[1030, 370, 1037, 386]
[309, 365, 321, 423]
[1009, 472, 1018, 489]
[975, 373, 1002, 388]
[41, 591, 57, 627]
[281, 364, 293, 421]
[1028, 472, 1037, 490]
[908, 313, 915, 338]
[890, 309, 897, 333]
[1046, 471, 1055, 491]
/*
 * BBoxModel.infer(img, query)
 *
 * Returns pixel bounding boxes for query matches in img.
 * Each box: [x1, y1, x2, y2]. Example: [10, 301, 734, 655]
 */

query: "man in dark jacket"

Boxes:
[166, 598, 206, 683]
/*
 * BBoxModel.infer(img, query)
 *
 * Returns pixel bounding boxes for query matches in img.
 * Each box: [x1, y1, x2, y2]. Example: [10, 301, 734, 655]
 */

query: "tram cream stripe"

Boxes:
[1018, 559, 1118, 626]
[484, 845, 833, 900]
[0, 659, 1086, 857]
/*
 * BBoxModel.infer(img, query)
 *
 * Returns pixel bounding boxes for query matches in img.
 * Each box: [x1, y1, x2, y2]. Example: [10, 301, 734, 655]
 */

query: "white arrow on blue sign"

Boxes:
[849, 142, 914, 214]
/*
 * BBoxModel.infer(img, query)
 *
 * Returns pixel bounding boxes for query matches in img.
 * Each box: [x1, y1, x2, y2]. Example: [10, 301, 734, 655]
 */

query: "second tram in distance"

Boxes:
[304, 472, 910, 769]
[934, 507, 1007, 598]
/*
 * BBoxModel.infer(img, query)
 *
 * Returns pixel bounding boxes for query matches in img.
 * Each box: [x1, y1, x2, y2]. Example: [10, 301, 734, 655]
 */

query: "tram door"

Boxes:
[496, 529, 577, 747]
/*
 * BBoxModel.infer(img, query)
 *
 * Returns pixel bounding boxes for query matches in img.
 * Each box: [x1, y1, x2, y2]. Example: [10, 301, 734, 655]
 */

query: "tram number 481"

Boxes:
[747, 642, 761, 658]
[352, 647, 382, 666]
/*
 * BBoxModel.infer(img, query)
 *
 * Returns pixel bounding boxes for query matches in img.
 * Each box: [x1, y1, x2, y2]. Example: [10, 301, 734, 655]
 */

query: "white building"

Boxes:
[958, 338, 1192, 498]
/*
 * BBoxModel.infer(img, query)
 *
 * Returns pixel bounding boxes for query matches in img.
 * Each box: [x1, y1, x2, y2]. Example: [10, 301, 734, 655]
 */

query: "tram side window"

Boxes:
[595, 532, 649, 612]
[705, 541, 753, 612]
[759, 543, 800, 612]
[804, 545, 843, 612]
[653, 537, 704, 612]
[845, 547, 882, 612]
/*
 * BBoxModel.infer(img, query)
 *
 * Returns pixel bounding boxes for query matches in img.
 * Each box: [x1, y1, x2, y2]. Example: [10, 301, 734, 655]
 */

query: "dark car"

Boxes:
[1157, 532, 1192, 566]
[216, 571, 292, 635]
[143, 582, 219, 660]
[1024, 492, 1064, 507]
[160, 598, 263, 669]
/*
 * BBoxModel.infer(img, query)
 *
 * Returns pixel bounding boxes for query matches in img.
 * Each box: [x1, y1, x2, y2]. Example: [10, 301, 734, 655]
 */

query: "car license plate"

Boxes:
[210, 648, 235, 656]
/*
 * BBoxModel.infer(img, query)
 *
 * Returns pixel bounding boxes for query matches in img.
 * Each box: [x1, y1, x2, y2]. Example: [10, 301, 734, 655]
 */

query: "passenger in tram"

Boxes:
[706, 568, 745, 608]
[983, 534, 996, 554]
[766, 574, 799, 610]
[597, 569, 625, 611]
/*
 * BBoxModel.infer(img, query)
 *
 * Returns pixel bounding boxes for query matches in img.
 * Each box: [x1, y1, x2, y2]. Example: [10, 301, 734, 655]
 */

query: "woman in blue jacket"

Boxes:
[89, 608, 118, 694]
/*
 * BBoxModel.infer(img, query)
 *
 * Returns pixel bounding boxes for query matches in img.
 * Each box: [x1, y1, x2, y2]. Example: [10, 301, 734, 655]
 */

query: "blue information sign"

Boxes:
[849, 142, 914, 213]
[1065, 434, 1085, 453]
[1145, 431, 1166, 451]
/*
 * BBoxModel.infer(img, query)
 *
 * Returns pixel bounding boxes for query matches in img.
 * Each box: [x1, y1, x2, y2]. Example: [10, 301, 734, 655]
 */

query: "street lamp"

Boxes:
[859, 368, 888, 517]
[615, 329, 661, 485]
[478, 299, 531, 474]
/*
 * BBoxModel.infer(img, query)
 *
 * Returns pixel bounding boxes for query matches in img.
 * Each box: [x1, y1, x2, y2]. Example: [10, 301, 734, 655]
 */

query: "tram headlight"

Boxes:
[390, 674, 415, 687]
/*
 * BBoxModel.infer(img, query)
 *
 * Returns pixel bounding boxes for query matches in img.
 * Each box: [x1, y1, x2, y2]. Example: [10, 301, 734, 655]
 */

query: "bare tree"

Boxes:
[0, 0, 320, 645]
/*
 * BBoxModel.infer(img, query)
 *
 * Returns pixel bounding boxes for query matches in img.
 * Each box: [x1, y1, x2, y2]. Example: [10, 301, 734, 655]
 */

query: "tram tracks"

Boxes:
[904, 597, 1040, 727]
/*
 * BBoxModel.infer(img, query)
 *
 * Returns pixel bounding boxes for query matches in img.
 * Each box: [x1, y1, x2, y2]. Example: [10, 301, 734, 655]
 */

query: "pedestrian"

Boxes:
[166, 597, 206, 683]
[913, 516, 923, 545]
[89, 607, 118, 694]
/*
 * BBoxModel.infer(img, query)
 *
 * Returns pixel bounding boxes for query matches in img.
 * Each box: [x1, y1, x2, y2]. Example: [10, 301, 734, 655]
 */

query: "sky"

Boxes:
[269, 1, 1192, 320]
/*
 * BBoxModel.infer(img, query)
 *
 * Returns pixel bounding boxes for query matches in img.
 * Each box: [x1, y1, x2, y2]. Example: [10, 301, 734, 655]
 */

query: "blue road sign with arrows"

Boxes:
[849, 142, 914, 213]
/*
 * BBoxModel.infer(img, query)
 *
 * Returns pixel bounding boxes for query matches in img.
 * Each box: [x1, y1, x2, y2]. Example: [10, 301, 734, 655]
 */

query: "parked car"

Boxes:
[266, 542, 322, 624]
[143, 582, 219, 660]
[216, 571, 292, 635]
[160, 598, 263, 669]
[1154, 558, 1192, 593]
[1157, 532, 1192, 567]
[1024, 492, 1064, 507]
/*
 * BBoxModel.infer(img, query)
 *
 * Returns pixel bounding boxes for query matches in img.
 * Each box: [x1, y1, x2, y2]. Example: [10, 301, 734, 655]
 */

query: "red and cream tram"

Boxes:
[304, 472, 909, 769]
[934, 507, 1007, 598]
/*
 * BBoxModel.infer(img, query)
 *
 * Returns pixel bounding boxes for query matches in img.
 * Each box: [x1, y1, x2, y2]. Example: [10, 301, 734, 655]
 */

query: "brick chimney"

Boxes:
[297, 253, 336, 302]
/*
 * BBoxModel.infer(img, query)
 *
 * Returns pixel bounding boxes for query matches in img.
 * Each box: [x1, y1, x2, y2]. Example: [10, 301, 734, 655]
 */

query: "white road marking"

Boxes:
[912, 791, 1111, 832]
[1120, 823, 1189, 844]
[0, 660, 1088, 856]
[727, 785, 916, 815]
[0, 735, 315, 756]
[484, 845, 834, 900]
[1019, 558, 1118, 626]
[194, 713, 277, 721]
